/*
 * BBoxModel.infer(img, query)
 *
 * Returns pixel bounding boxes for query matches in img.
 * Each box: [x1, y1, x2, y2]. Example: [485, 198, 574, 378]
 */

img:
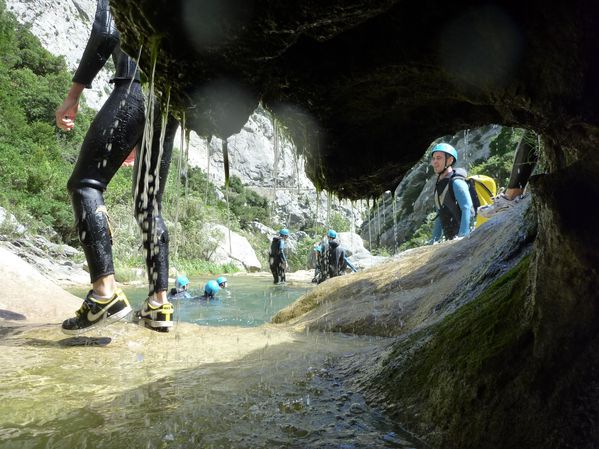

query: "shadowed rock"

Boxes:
[112, 0, 599, 199]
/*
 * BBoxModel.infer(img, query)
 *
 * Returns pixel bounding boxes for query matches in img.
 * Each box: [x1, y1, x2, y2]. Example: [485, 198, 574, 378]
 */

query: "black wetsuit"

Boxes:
[508, 131, 538, 190]
[326, 239, 347, 278]
[269, 236, 287, 284]
[68, 0, 177, 296]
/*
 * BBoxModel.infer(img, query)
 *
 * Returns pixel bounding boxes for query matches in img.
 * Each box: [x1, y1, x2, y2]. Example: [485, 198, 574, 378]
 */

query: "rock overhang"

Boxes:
[111, 0, 599, 199]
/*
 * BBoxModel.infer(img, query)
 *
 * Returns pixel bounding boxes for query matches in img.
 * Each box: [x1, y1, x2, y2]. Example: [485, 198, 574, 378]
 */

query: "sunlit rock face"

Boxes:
[112, 0, 599, 199]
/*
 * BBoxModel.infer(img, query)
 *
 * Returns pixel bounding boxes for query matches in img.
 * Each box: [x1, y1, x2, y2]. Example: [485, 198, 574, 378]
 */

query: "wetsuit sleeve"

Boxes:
[453, 178, 473, 237]
[344, 256, 357, 272]
[279, 239, 287, 262]
[72, 0, 120, 87]
[431, 215, 443, 243]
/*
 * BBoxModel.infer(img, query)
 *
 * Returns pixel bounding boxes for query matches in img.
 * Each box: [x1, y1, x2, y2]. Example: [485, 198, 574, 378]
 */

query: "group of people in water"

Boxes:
[267, 227, 357, 285]
[54, 0, 535, 336]
[168, 275, 228, 301]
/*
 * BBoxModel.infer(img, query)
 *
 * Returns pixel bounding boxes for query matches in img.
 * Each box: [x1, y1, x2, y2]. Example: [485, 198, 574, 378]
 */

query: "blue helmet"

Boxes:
[217, 276, 227, 286]
[327, 229, 337, 239]
[279, 228, 289, 236]
[431, 143, 458, 164]
[175, 275, 189, 289]
[204, 280, 220, 297]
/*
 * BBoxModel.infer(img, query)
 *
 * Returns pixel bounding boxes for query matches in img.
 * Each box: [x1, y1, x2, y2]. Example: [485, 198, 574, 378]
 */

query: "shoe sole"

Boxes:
[61, 305, 132, 336]
[133, 310, 174, 331]
[141, 318, 174, 328]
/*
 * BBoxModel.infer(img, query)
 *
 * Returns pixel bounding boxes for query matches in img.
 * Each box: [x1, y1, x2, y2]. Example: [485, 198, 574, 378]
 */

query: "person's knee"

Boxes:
[70, 186, 110, 246]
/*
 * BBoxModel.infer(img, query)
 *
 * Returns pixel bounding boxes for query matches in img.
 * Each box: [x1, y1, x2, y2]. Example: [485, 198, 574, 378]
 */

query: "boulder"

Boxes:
[206, 224, 261, 272]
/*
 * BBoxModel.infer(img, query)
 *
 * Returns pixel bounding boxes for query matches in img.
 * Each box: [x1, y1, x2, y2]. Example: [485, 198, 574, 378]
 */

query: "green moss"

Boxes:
[377, 256, 533, 446]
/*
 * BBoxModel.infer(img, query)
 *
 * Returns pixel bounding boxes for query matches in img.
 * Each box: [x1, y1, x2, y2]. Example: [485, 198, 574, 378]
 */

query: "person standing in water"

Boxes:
[55, 0, 177, 333]
[269, 228, 289, 284]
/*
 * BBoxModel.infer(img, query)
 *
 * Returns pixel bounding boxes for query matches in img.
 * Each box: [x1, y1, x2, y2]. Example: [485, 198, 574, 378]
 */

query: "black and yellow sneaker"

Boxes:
[62, 289, 132, 335]
[136, 300, 174, 332]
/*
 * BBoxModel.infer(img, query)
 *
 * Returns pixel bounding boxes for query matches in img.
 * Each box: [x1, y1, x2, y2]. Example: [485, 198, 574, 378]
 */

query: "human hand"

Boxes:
[55, 97, 79, 131]
[55, 83, 85, 131]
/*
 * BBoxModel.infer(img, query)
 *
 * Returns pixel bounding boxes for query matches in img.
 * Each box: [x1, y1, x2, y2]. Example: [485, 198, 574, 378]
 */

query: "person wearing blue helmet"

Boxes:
[325, 230, 357, 279]
[202, 280, 220, 299]
[269, 228, 289, 284]
[168, 275, 191, 300]
[430, 143, 474, 242]
[311, 242, 325, 283]
[216, 276, 228, 289]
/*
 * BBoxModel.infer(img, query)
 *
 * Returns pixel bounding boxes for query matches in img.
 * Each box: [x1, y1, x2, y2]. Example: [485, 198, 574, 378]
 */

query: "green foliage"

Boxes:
[226, 175, 272, 229]
[488, 127, 524, 159]
[469, 127, 524, 189]
[286, 238, 314, 272]
[174, 259, 240, 276]
[0, 3, 93, 243]
[184, 166, 221, 205]
[0, 4, 282, 276]
[398, 212, 436, 251]
[328, 211, 350, 233]
[468, 151, 515, 189]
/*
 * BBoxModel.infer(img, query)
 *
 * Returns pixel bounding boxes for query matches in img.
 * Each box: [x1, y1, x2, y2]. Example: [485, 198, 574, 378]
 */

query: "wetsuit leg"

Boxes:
[507, 131, 538, 190]
[277, 259, 286, 283]
[67, 81, 145, 282]
[134, 110, 178, 296]
[269, 254, 279, 283]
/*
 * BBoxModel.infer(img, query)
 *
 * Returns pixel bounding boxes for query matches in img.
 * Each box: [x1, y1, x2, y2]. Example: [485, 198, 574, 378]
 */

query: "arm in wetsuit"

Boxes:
[452, 178, 473, 237]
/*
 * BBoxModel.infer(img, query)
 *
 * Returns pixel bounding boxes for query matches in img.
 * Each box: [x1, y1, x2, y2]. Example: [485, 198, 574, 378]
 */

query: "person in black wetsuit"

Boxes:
[55, 0, 176, 334]
[269, 228, 289, 284]
[323, 229, 357, 280]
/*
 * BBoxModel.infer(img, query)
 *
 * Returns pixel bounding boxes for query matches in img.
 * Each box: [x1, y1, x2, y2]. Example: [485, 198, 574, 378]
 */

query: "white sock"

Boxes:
[148, 297, 163, 308]
[92, 291, 113, 301]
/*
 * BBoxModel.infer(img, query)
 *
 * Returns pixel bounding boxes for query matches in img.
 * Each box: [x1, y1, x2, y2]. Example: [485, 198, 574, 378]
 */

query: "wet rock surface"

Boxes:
[273, 197, 534, 337]
[0, 321, 424, 448]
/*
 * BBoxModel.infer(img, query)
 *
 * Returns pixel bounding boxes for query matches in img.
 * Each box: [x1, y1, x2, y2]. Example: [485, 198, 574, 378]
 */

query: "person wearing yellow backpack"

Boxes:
[430, 143, 474, 243]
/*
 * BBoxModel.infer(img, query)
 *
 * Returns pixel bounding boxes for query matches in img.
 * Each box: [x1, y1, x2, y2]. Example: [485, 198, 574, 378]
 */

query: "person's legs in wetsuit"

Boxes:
[479, 130, 538, 218]
[133, 110, 178, 330]
[505, 131, 538, 199]
[277, 258, 286, 283]
[62, 81, 145, 333]
[270, 261, 280, 284]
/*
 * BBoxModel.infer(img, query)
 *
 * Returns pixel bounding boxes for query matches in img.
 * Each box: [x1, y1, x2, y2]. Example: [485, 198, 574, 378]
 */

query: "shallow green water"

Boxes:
[2, 276, 425, 449]
[69, 275, 311, 327]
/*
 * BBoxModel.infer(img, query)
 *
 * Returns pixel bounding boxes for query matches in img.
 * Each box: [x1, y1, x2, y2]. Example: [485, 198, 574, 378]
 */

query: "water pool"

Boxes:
[68, 275, 311, 327]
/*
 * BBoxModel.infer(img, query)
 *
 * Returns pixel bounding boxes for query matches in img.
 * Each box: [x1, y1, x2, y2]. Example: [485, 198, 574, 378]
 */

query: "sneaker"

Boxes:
[62, 289, 132, 335]
[477, 193, 522, 219]
[137, 300, 174, 331]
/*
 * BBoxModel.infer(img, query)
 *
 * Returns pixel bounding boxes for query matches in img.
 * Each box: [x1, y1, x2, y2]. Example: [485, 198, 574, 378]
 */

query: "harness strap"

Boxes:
[434, 182, 450, 210]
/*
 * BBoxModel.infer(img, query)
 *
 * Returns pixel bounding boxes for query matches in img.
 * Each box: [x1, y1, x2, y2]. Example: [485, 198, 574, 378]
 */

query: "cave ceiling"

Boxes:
[112, 0, 599, 199]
